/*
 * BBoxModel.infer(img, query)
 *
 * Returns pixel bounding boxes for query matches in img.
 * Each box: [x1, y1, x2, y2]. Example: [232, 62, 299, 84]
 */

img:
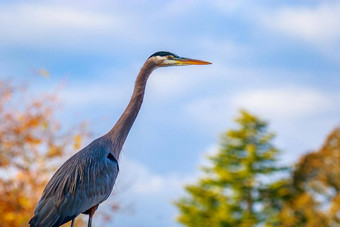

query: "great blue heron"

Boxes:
[29, 51, 211, 227]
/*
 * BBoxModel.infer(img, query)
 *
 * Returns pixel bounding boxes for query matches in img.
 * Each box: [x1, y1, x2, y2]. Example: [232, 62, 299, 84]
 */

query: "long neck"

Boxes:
[105, 59, 156, 159]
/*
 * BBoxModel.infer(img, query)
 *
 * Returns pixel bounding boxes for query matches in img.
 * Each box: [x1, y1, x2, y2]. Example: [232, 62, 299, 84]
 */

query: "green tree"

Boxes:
[175, 110, 287, 227]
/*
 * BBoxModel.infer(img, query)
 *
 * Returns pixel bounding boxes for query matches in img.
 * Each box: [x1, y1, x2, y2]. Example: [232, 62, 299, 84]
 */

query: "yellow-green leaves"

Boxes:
[175, 110, 286, 226]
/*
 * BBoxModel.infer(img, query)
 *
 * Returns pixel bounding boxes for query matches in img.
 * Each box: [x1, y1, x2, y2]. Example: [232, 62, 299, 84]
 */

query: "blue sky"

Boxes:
[1, 0, 340, 226]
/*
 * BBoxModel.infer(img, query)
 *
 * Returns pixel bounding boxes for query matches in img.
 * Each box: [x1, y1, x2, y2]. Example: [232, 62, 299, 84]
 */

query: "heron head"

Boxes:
[148, 51, 211, 67]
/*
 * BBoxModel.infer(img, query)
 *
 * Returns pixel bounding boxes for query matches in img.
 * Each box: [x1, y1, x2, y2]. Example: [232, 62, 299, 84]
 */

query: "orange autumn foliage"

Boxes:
[276, 127, 340, 226]
[0, 80, 88, 227]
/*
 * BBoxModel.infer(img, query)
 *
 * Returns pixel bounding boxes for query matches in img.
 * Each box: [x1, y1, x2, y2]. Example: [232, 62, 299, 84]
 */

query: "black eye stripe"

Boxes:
[149, 51, 179, 59]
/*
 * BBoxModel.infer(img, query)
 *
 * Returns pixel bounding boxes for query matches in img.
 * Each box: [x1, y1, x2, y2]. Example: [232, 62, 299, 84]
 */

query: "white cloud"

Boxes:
[184, 86, 340, 169]
[185, 86, 335, 131]
[107, 157, 196, 227]
[0, 3, 123, 48]
[116, 157, 194, 196]
[231, 87, 334, 120]
[258, 3, 340, 45]
[114, 145, 218, 198]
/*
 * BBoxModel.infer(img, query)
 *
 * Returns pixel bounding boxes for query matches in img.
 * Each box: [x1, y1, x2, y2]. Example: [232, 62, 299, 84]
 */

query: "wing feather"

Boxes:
[29, 138, 119, 227]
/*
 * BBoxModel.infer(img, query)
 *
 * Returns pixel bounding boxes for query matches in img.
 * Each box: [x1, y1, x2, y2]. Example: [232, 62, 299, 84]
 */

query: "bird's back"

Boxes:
[29, 137, 119, 227]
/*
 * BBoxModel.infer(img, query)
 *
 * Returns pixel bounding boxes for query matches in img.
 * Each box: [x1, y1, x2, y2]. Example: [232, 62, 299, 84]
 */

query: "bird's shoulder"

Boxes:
[40, 137, 117, 201]
[32, 137, 118, 225]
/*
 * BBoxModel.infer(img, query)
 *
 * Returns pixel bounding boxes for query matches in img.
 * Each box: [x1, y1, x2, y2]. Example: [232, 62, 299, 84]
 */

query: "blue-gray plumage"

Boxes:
[29, 51, 211, 227]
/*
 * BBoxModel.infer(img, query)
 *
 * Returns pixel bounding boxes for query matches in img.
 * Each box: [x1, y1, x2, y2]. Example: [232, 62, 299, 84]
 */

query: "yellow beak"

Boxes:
[176, 58, 212, 65]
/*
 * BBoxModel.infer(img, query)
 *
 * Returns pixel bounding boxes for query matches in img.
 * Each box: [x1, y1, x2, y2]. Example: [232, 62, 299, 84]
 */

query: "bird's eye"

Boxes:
[167, 55, 173, 60]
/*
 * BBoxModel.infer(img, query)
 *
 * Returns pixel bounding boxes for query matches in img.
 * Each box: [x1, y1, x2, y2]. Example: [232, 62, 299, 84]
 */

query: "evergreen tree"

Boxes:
[175, 110, 287, 227]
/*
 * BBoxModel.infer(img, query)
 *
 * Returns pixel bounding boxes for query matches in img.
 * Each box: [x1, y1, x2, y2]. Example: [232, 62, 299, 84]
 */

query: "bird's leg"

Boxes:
[88, 216, 92, 227]
[87, 204, 98, 227]
[71, 218, 75, 227]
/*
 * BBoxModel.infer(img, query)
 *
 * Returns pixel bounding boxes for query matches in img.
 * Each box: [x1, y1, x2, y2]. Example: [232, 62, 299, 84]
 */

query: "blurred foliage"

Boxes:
[175, 110, 287, 226]
[0, 79, 89, 226]
[274, 127, 340, 226]
[175, 110, 340, 227]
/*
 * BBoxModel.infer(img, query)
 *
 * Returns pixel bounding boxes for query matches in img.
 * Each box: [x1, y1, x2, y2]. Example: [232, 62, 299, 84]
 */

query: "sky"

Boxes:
[1, 0, 340, 226]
